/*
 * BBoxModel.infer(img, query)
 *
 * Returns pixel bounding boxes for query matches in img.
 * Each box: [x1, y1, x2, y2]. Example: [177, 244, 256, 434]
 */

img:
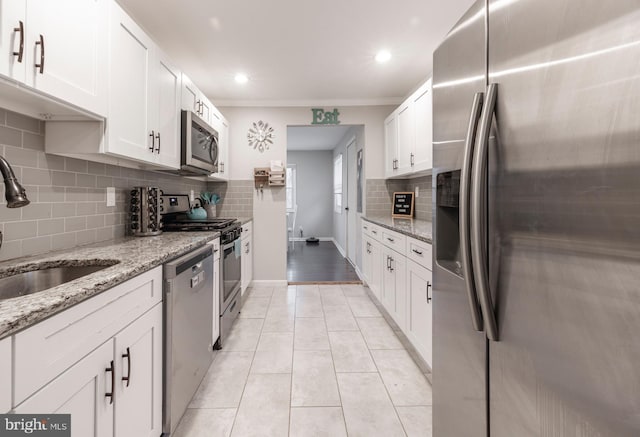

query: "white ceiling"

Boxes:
[287, 125, 353, 151]
[117, 0, 473, 106]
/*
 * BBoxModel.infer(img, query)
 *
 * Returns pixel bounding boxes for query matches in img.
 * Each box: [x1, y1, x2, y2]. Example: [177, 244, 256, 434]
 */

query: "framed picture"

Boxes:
[392, 192, 414, 218]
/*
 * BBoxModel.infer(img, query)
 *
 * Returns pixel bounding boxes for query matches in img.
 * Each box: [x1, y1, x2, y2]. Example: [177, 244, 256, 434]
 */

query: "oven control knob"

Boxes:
[131, 197, 139, 205]
[130, 206, 139, 213]
[130, 189, 139, 196]
[131, 214, 139, 221]
[131, 223, 138, 230]
[160, 205, 164, 212]
[159, 197, 164, 204]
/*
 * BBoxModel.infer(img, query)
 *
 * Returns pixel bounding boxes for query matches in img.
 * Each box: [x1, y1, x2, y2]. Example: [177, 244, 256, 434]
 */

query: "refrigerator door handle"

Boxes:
[459, 92, 485, 333]
[470, 83, 499, 341]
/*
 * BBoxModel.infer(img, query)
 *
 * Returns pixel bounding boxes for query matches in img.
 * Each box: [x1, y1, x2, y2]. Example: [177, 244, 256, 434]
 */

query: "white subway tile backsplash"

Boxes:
[0, 108, 250, 261]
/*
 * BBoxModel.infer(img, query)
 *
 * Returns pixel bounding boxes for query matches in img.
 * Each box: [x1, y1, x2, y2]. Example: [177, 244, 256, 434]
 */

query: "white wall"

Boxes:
[220, 105, 394, 281]
[287, 151, 333, 239]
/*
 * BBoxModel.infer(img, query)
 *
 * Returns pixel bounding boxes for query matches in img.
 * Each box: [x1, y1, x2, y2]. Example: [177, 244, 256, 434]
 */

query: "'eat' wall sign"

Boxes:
[311, 108, 341, 125]
[392, 192, 415, 218]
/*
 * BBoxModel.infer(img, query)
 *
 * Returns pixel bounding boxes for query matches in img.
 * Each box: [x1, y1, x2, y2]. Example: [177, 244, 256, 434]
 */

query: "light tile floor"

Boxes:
[173, 284, 433, 437]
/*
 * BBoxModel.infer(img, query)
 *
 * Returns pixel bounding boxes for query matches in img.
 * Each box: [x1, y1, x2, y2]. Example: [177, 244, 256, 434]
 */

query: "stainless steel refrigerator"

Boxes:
[432, 1, 640, 435]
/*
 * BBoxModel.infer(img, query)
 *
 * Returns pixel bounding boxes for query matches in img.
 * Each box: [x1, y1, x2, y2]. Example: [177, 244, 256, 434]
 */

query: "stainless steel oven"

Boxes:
[219, 224, 242, 346]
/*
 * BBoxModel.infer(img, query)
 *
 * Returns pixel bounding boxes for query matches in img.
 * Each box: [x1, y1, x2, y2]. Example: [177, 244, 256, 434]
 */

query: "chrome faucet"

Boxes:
[0, 155, 30, 249]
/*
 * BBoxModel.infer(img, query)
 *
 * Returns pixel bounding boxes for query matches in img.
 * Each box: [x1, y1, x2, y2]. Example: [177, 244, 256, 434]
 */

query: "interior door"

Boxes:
[346, 139, 357, 263]
[487, 0, 640, 435]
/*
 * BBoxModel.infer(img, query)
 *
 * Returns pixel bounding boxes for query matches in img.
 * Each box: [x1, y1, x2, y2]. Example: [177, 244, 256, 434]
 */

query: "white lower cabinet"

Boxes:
[362, 221, 433, 366]
[406, 260, 433, 367]
[382, 246, 407, 331]
[0, 336, 11, 413]
[241, 221, 253, 296]
[114, 304, 163, 437]
[14, 340, 114, 437]
[11, 267, 163, 437]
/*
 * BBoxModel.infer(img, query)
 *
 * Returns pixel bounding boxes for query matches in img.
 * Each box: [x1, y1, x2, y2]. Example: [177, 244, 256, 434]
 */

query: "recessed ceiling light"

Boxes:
[375, 50, 391, 63]
[235, 73, 249, 84]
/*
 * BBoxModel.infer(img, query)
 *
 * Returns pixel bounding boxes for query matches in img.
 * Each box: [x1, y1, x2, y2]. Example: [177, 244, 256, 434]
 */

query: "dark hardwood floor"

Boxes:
[287, 241, 361, 283]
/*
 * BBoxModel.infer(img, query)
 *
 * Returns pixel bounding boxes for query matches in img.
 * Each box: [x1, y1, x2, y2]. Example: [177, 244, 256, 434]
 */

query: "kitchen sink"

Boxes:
[0, 261, 119, 301]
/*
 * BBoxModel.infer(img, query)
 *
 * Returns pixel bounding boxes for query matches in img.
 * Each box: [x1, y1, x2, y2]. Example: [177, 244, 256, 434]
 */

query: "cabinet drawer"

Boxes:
[0, 337, 10, 413]
[407, 237, 433, 270]
[14, 266, 162, 406]
[381, 229, 406, 255]
[363, 222, 383, 241]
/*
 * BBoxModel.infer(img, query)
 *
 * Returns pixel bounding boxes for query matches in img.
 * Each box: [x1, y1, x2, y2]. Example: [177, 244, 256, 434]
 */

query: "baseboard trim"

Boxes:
[289, 237, 333, 242]
[354, 266, 365, 282]
[332, 238, 347, 258]
[250, 280, 288, 287]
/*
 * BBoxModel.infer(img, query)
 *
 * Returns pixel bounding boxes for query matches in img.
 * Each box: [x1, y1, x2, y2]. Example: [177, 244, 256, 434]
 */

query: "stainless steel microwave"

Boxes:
[180, 110, 219, 175]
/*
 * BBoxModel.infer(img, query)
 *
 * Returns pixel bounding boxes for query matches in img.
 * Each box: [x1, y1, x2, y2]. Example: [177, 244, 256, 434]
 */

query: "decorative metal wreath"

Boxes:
[247, 120, 275, 152]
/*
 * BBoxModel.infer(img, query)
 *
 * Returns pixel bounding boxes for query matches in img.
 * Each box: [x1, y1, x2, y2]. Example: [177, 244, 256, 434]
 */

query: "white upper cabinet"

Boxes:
[0, 1, 27, 81]
[385, 77, 433, 179]
[384, 113, 398, 177]
[0, 0, 108, 117]
[412, 78, 433, 173]
[106, 1, 179, 169]
[396, 100, 415, 174]
[153, 52, 181, 169]
[107, 2, 154, 163]
[181, 73, 212, 125]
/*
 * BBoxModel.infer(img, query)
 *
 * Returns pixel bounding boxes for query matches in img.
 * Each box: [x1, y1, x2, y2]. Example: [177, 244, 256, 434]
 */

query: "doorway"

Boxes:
[286, 125, 364, 283]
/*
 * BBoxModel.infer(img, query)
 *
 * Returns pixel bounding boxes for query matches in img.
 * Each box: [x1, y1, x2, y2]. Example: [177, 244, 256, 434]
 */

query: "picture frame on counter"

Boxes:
[392, 192, 414, 218]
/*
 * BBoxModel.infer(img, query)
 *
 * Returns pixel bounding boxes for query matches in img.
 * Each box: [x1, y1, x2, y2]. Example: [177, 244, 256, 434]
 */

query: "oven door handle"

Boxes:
[223, 240, 239, 251]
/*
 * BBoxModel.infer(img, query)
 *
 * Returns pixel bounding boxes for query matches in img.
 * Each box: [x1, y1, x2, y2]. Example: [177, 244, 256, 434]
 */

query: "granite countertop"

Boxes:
[0, 231, 220, 340]
[363, 215, 433, 244]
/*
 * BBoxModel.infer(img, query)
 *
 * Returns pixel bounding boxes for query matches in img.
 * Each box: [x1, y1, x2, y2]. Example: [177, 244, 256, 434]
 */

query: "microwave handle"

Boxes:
[209, 136, 219, 168]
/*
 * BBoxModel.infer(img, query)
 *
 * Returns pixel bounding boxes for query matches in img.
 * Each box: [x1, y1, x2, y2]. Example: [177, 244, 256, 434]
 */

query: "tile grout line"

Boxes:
[326, 284, 349, 437]
[288, 284, 297, 437]
[227, 286, 270, 437]
[353, 284, 410, 437]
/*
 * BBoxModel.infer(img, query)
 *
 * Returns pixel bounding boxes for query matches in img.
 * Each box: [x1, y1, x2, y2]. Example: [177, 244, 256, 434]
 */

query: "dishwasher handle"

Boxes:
[163, 244, 213, 279]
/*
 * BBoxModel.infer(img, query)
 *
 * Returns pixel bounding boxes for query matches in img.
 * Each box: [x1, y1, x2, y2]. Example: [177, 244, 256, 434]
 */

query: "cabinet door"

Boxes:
[391, 251, 407, 330]
[107, 2, 155, 164]
[154, 51, 181, 169]
[412, 79, 433, 172]
[114, 304, 163, 437]
[246, 236, 252, 287]
[362, 235, 372, 284]
[181, 73, 199, 112]
[384, 113, 398, 178]
[407, 260, 432, 367]
[0, 336, 10, 413]
[15, 340, 114, 437]
[211, 240, 221, 345]
[382, 247, 396, 315]
[200, 95, 212, 125]
[369, 238, 383, 301]
[396, 101, 415, 175]
[0, 0, 26, 81]
[26, 0, 107, 116]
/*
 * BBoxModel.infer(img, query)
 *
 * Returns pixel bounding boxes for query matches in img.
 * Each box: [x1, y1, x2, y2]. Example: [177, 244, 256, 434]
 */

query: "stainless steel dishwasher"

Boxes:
[163, 245, 214, 435]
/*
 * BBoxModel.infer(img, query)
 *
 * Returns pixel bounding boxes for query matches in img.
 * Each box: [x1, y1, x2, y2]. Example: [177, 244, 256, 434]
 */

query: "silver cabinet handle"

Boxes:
[426, 281, 432, 303]
[386, 255, 390, 270]
[460, 92, 485, 333]
[155, 132, 161, 154]
[470, 83, 499, 341]
[35, 34, 44, 74]
[149, 130, 155, 152]
[389, 256, 394, 272]
[13, 21, 24, 62]
[372, 230, 377, 235]
[412, 248, 423, 255]
[410, 153, 415, 166]
[387, 237, 394, 243]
